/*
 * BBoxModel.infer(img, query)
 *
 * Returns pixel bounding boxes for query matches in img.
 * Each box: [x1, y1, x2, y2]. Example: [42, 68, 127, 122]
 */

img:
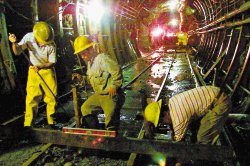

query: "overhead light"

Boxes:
[167, 0, 179, 11]
[77, 0, 105, 23]
[86, 0, 105, 23]
[169, 19, 178, 26]
[152, 26, 164, 37]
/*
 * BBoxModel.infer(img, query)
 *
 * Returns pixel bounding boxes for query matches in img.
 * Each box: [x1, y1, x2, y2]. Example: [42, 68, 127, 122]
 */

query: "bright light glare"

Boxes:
[152, 27, 164, 37]
[158, 158, 166, 166]
[86, 0, 105, 22]
[170, 19, 178, 26]
[151, 63, 165, 78]
[152, 153, 167, 166]
[167, 0, 179, 11]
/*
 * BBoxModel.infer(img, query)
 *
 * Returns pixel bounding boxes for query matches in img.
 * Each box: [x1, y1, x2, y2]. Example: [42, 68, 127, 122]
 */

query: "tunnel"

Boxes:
[0, 0, 249, 166]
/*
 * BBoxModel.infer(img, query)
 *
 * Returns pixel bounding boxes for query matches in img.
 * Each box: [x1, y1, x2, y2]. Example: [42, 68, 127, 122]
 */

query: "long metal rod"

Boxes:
[228, 114, 250, 123]
[22, 52, 66, 112]
[197, 18, 250, 34]
[122, 54, 162, 90]
[196, 1, 250, 31]
[154, 53, 176, 102]
[127, 52, 176, 166]
[120, 2, 138, 13]
[203, 48, 227, 79]
[203, 30, 227, 69]
[223, 27, 243, 83]
[232, 45, 250, 95]
[30, 128, 234, 162]
[186, 53, 200, 87]
[219, 29, 234, 69]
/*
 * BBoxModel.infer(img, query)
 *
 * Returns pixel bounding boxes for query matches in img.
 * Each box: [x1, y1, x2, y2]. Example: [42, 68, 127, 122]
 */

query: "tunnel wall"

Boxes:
[192, 0, 249, 113]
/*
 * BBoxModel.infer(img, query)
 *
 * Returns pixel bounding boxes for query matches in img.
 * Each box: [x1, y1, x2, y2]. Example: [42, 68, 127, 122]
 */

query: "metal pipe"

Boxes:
[219, 29, 234, 69]
[240, 86, 250, 95]
[119, 5, 137, 17]
[228, 114, 250, 123]
[195, 0, 208, 26]
[155, 53, 175, 102]
[206, 30, 227, 69]
[223, 26, 243, 83]
[31, 0, 39, 22]
[115, 7, 137, 19]
[196, 1, 250, 31]
[232, 45, 250, 95]
[203, 48, 227, 79]
[187, 53, 200, 87]
[122, 54, 162, 90]
[204, 31, 218, 64]
[120, 2, 138, 13]
[197, 18, 250, 34]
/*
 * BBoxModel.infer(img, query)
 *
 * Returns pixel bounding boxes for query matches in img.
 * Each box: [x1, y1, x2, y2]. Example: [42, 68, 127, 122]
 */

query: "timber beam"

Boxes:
[30, 128, 234, 162]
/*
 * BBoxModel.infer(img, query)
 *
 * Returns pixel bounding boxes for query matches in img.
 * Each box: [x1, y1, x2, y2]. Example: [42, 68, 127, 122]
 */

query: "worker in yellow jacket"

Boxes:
[73, 36, 124, 130]
[9, 22, 57, 128]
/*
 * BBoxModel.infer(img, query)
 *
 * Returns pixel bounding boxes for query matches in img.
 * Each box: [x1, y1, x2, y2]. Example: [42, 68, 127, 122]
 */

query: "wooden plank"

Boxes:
[72, 85, 80, 127]
[22, 143, 53, 166]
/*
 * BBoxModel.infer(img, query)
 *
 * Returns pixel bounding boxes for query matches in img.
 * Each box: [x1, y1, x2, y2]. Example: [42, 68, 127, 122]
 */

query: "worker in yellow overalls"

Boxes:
[9, 22, 57, 128]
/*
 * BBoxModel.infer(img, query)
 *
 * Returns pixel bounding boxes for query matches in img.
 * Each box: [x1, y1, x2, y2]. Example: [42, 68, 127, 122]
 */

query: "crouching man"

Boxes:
[144, 86, 232, 165]
[73, 36, 124, 131]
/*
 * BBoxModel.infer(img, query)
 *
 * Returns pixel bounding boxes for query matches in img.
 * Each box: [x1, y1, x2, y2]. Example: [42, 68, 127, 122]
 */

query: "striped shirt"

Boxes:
[168, 86, 220, 142]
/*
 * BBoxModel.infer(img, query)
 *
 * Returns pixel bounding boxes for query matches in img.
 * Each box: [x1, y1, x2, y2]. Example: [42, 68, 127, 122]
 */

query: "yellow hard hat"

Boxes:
[144, 99, 162, 127]
[73, 36, 94, 54]
[33, 22, 54, 44]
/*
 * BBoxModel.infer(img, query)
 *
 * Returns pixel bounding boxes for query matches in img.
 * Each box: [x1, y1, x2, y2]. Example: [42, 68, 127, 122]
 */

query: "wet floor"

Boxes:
[0, 50, 214, 166]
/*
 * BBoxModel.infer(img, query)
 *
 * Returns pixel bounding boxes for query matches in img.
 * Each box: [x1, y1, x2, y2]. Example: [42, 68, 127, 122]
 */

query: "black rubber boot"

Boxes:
[81, 115, 99, 129]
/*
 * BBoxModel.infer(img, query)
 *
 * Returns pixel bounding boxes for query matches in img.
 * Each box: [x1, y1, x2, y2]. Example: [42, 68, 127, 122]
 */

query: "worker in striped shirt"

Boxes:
[165, 86, 232, 144]
[145, 86, 232, 144]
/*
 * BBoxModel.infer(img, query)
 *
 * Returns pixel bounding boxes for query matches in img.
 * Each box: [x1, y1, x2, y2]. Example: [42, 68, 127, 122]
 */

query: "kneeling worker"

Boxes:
[73, 36, 124, 130]
[144, 86, 232, 145]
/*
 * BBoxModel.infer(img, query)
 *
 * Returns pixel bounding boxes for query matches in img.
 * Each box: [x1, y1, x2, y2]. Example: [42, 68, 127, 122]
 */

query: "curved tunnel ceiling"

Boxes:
[110, 0, 249, 54]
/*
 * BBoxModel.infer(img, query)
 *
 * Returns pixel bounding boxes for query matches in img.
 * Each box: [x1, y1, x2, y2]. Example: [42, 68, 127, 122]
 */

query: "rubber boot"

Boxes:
[81, 115, 99, 129]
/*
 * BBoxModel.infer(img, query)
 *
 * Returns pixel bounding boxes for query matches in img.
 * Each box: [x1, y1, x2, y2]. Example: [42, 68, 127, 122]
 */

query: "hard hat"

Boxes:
[144, 99, 162, 127]
[73, 36, 94, 54]
[33, 22, 54, 44]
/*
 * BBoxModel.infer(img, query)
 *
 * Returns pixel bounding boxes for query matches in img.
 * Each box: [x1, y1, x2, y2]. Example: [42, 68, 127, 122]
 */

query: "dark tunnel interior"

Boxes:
[0, 0, 249, 165]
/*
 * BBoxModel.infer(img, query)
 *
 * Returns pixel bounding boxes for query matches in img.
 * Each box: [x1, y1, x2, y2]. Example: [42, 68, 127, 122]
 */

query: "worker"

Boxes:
[144, 86, 232, 144]
[8, 21, 57, 129]
[73, 36, 124, 130]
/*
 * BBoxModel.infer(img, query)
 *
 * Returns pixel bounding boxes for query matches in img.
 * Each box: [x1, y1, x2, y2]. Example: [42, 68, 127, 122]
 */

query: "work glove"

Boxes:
[8, 33, 17, 43]
[108, 87, 117, 98]
[72, 73, 86, 86]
